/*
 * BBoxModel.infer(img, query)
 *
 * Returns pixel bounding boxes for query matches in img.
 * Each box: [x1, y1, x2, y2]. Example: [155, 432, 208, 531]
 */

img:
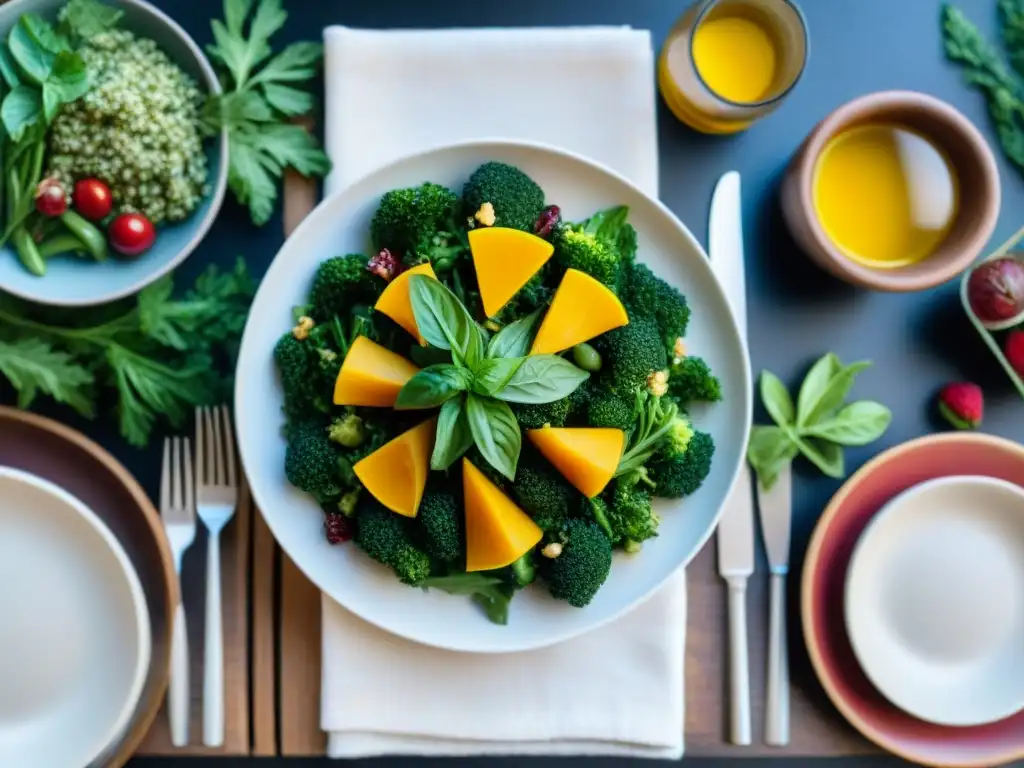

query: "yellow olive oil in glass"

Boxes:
[691, 6, 779, 104]
[813, 124, 960, 269]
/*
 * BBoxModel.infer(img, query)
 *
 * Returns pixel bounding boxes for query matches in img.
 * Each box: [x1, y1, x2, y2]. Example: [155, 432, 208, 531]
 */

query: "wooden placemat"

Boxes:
[266, 172, 878, 759]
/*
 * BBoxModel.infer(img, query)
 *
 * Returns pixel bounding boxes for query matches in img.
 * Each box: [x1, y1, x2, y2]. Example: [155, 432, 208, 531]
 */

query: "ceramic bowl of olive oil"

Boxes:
[781, 90, 1000, 292]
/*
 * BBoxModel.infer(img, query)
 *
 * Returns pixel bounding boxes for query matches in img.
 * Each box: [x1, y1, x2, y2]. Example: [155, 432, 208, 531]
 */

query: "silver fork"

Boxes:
[195, 405, 238, 748]
[160, 437, 195, 748]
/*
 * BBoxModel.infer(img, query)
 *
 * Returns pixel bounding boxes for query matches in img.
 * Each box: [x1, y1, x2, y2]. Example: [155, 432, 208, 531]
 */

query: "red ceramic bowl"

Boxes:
[802, 433, 1024, 768]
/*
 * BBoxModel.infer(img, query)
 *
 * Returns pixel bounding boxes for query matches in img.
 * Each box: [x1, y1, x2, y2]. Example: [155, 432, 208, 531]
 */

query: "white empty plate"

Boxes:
[845, 475, 1024, 727]
[0, 467, 150, 767]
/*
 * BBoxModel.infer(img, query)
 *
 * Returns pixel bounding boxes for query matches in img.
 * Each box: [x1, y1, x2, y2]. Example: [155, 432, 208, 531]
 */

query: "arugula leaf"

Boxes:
[431, 395, 474, 471]
[1, 85, 41, 141]
[0, 336, 94, 416]
[58, 0, 124, 41]
[486, 309, 541, 359]
[466, 393, 521, 480]
[395, 364, 470, 409]
[492, 354, 589, 404]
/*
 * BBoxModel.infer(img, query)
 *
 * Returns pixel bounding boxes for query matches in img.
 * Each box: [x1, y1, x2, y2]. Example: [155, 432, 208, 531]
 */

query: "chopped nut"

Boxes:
[484, 319, 502, 332]
[292, 315, 315, 340]
[541, 542, 563, 559]
[647, 369, 669, 397]
[673, 337, 687, 362]
[474, 201, 496, 227]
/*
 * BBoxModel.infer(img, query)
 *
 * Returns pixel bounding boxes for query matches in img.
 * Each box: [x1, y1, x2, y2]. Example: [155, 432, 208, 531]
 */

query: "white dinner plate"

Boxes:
[235, 139, 751, 653]
[845, 475, 1024, 727]
[0, 467, 151, 767]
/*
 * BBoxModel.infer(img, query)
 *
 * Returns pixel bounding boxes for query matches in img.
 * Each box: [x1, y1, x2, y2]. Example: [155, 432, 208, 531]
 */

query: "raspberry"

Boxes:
[324, 513, 354, 545]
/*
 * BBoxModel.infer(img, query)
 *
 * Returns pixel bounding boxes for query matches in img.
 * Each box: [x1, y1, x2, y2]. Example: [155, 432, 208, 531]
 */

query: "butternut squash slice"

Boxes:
[373, 262, 437, 344]
[527, 426, 626, 498]
[530, 268, 629, 355]
[462, 459, 543, 572]
[354, 418, 436, 517]
[468, 226, 555, 317]
[333, 335, 420, 407]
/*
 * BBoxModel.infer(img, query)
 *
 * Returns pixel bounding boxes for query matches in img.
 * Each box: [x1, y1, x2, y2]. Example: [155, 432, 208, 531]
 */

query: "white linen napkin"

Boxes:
[320, 25, 685, 759]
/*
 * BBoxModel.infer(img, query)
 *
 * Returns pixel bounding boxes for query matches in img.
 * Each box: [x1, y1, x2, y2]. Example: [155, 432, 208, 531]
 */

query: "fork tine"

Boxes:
[211, 405, 225, 485]
[160, 438, 171, 512]
[195, 406, 206, 487]
[222, 405, 237, 487]
[183, 437, 194, 513]
[202, 407, 217, 487]
[172, 437, 183, 509]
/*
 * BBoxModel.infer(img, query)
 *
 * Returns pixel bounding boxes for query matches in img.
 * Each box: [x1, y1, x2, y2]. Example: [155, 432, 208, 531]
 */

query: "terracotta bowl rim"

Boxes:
[794, 89, 1001, 292]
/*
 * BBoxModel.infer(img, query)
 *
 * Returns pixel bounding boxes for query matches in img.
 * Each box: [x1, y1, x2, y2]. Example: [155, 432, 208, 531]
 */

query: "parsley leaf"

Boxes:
[204, 0, 330, 225]
[0, 336, 94, 415]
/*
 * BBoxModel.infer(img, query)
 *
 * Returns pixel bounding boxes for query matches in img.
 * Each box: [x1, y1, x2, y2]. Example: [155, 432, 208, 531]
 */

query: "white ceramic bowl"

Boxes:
[0, 467, 151, 767]
[235, 139, 751, 653]
[845, 475, 1024, 727]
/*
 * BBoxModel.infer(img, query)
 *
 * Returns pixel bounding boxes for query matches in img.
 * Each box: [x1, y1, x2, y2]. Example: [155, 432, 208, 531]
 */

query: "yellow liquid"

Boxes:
[813, 124, 959, 269]
[692, 8, 779, 104]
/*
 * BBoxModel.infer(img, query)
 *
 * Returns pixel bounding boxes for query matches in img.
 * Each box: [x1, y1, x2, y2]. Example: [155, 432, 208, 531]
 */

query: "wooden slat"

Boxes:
[250, 508, 278, 756]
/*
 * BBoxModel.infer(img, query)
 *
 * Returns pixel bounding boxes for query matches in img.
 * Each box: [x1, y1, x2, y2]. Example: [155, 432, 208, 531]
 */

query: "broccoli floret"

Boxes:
[649, 430, 715, 498]
[463, 162, 545, 232]
[600, 316, 667, 394]
[668, 356, 722, 403]
[370, 182, 461, 259]
[492, 269, 553, 323]
[354, 501, 433, 584]
[309, 255, 385, 320]
[623, 263, 691, 348]
[284, 421, 342, 503]
[274, 333, 330, 420]
[417, 490, 462, 563]
[587, 390, 635, 429]
[544, 520, 613, 607]
[512, 456, 576, 532]
[564, 379, 593, 423]
[584, 496, 615, 540]
[327, 412, 367, 448]
[512, 397, 572, 429]
[553, 227, 621, 291]
[605, 480, 659, 546]
[510, 552, 537, 587]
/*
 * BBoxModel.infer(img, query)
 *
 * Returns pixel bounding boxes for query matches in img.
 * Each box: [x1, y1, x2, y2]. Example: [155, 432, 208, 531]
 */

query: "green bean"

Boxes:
[12, 225, 45, 276]
[37, 233, 87, 259]
[60, 210, 108, 261]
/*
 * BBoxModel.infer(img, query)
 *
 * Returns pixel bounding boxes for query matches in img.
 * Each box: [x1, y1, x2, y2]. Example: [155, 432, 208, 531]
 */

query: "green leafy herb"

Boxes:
[465, 393, 521, 480]
[394, 364, 470, 410]
[485, 309, 541, 359]
[0, 259, 254, 446]
[408, 274, 484, 366]
[59, 0, 124, 42]
[492, 354, 590, 404]
[470, 357, 525, 396]
[942, 2, 1024, 173]
[416, 572, 514, 625]
[203, 0, 331, 225]
[431, 395, 474, 471]
[747, 353, 892, 490]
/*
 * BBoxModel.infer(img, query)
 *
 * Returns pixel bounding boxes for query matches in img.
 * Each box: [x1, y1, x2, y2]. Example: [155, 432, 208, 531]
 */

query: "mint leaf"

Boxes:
[9, 21, 54, 85]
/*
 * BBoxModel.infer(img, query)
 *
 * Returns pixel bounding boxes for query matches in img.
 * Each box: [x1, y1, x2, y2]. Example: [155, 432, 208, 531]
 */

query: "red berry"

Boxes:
[73, 178, 113, 221]
[324, 514, 354, 544]
[34, 177, 67, 217]
[534, 205, 561, 238]
[938, 382, 983, 430]
[1005, 330, 1024, 379]
[366, 248, 402, 281]
[108, 212, 155, 257]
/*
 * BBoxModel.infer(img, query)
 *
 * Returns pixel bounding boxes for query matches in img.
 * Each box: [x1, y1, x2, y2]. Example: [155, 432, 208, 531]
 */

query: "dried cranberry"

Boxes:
[366, 248, 402, 281]
[534, 205, 561, 238]
[324, 513, 354, 545]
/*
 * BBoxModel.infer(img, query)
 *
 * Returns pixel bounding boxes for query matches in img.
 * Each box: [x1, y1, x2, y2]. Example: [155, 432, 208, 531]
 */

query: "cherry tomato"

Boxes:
[35, 177, 67, 217]
[108, 213, 156, 257]
[73, 178, 113, 221]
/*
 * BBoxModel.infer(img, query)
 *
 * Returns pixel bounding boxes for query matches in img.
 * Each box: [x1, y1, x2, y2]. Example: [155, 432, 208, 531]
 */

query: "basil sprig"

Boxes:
[401, 275, 589, 479]
[747, 352, 891, 490]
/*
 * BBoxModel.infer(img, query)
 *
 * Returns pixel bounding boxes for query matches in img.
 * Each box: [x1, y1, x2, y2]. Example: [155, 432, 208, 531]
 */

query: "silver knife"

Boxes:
[709, 171, 754, 747]
[757, 460, 792, 745]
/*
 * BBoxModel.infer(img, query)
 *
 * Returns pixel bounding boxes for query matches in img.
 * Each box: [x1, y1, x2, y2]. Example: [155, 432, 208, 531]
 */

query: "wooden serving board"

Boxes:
[262, 172, 881, 759]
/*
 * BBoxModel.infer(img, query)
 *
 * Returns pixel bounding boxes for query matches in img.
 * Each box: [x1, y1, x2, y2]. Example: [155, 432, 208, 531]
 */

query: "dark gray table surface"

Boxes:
[3, 0, 1020, 765]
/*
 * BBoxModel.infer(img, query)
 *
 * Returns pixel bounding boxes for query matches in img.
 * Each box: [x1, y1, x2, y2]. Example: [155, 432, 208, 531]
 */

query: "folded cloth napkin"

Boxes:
[320, 25, 685, 759]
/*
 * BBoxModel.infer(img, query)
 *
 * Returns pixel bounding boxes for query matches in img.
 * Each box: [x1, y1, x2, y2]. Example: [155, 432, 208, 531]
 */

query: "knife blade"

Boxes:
[709, 171, 754, 747]
[757, 454, 792, 746]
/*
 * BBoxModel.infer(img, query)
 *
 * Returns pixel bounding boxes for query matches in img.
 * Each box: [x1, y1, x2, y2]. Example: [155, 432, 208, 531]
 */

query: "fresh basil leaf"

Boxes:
[408, 274, 484, 366]
[9, 22, 54, 86]
[797, 356, 872, 428]
[431, 395, 473, 470]
[1, 85, 41, 141]
[798, 436, 844, 479]
[394, 364, 470, 410]
[471, 357, 524, 396]
[20, 14, 68, 54]
[795, 352, 839, 426]
[465, 393, 521, 480]
[408, 345, 452, 368]
[801, 400, 891, 446]
[0, 46, 20, 88]
[491, 355, 589, 404]
[486, 309, 541, 360]
[747, 425, 798, 491]
[759, 370, 795, 426]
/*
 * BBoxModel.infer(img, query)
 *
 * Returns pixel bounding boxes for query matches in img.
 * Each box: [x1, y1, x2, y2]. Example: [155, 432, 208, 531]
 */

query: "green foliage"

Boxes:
[601, 316, 667, 395]
[544, 520, 613, 607]
[462, 161, 545, 232]
[308, 254, 385, 321]
[284, 420, 342, 502]
[416, 572, 515, 625]
[417, 489, 463, 563]
[512, 455, 576, 532]
[203, 0, 331, 224]
[370, 182, 463, 267]
[668, 356, 722, 403]
[510, 552, 536, 587]
[622, 263, 691, 349]
[354, 500, 433, 585]
[511, 397, 572, 429]
[607, 480, 659, 546]
[649, 429, 714, 498]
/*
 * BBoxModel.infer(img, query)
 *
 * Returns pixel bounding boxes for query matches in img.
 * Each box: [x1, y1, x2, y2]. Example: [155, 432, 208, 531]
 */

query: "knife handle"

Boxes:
[765, 570, 790, 746]
[726, 578, 752, 746]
